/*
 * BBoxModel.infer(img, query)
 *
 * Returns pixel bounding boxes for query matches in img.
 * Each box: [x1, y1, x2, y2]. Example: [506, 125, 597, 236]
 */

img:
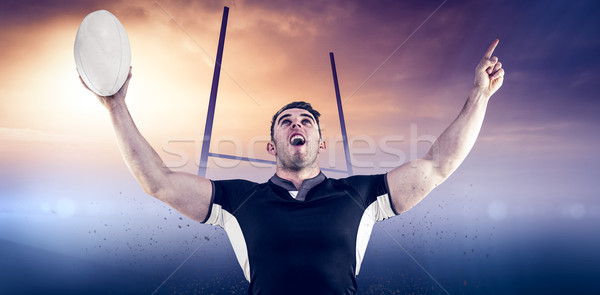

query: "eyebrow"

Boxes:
[277, 114, 291, 125]
[300, 114, 315, 122]
[277, 113, 315, 125]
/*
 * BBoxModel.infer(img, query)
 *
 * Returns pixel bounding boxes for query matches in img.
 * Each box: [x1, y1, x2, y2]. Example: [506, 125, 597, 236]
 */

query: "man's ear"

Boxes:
[266, 141, 277, 156]
[318, 140, 326, 154]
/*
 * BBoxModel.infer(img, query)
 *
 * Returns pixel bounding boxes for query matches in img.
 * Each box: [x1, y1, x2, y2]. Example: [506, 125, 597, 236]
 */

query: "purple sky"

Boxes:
[1, 0, 599, 292]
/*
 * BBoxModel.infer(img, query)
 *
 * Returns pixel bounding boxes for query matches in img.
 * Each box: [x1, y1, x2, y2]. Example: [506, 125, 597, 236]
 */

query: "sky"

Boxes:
[1, 0, 600, 294]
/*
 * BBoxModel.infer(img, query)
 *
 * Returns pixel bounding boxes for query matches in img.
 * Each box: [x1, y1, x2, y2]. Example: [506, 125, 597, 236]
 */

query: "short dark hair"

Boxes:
[270, 101, 321, 142]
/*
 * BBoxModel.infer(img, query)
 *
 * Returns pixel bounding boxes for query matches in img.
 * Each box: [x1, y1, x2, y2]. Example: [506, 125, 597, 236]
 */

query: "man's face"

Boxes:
[268, 108, 325, 170]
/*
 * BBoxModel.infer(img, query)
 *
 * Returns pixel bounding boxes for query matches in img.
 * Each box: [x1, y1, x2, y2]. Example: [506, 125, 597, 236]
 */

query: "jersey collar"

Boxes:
[269, 172, 326, 201]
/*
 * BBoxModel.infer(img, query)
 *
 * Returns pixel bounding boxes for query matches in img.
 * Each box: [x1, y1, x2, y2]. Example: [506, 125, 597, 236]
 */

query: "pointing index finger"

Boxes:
[483, 39, 499, 59]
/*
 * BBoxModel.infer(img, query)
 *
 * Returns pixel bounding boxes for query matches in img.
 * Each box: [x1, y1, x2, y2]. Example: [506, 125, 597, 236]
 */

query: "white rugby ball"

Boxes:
[74, 10, 131, 96]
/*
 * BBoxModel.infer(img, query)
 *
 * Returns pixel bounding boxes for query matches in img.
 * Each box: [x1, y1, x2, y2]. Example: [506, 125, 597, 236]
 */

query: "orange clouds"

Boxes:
[0, 0, 522, 177]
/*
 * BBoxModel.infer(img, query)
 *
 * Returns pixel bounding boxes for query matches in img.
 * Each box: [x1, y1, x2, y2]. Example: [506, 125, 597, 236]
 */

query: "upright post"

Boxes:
[329, 52, 353, 176]
[198, 6, 229, 177]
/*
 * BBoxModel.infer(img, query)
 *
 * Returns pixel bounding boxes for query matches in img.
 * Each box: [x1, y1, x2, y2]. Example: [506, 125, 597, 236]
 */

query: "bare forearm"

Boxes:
[108, 101, 170, 195]
[80, 70, 212, 222]
[386, 40, 504, 213]
[426, 89, 489, 178]
[427, 39, 505, 179]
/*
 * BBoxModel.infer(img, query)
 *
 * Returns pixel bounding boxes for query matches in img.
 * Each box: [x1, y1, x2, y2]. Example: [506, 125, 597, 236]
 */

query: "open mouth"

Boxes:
[290, 134, 306, 146]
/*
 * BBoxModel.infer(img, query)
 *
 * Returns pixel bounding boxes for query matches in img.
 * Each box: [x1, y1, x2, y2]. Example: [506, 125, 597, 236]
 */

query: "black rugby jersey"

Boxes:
[203, 173, 398, 294]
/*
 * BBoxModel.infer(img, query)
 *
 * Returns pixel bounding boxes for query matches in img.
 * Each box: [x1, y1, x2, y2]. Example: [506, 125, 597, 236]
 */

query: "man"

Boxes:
[81, 40, 504, 294]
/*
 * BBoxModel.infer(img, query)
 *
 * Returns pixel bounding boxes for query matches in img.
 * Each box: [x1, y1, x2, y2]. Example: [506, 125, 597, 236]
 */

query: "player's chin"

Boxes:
[290, 150, 308, 160]
[288, 143, 306, 152]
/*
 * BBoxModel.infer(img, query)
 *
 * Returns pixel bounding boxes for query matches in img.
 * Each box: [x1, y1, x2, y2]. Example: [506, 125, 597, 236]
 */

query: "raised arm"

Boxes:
[387, 39, 505, 213]
[80, 69, 212, 222]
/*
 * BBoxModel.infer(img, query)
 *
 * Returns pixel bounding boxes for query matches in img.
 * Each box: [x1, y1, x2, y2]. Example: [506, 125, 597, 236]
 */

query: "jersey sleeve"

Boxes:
[341, 173, 398, 221]
[201, 179, 258, 226]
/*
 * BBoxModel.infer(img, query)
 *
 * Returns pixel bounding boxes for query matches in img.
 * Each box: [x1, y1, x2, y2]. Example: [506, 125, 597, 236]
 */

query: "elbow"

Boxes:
[436, 166, 453, 181]
[138, 169, 172, 197]
[435, 158, 462, 180]
[142, 183, 173, 203]
[425, 146, 463, 181]
[425, 166, 451, 191]
[141, 184, 160, 196]
[139, 175, 170, 198]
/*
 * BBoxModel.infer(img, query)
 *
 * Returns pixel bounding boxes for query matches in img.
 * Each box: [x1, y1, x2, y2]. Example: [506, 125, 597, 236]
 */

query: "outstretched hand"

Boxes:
[79, 67, 133, 110]
[474, 39, 504, 98]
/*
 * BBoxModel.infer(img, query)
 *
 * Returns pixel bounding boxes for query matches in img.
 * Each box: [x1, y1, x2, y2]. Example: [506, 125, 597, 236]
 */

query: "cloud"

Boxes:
[478, 120, 600, 160]
[0, 127, 109, 145]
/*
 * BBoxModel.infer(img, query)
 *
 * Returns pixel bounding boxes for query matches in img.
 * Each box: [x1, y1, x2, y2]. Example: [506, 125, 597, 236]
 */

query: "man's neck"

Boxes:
[275, 166, 320, 190]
